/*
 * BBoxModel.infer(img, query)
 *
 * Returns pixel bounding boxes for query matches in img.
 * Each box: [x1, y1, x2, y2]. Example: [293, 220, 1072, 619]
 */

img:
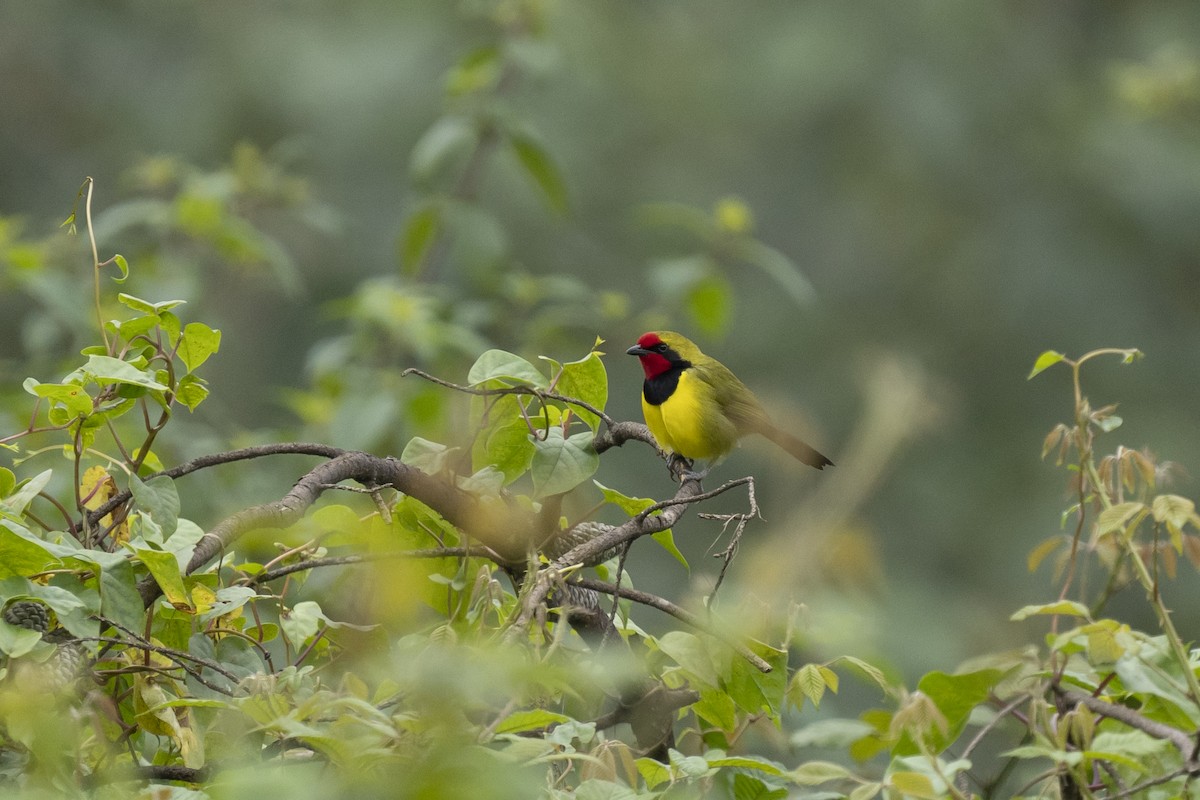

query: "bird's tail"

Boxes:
[757, 424, 833, 470]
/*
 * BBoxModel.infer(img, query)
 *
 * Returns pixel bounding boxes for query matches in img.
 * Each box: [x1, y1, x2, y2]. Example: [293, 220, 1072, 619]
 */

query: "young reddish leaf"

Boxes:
[1027, 536, 1064, 572]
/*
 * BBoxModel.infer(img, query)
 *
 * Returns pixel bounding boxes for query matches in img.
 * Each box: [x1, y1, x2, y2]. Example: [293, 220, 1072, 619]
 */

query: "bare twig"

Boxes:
[502, 472, 706, 643]
[699, 476, 759, 604]
[243, 547, 501, 585]
[635, 476, 754, 523]
[574, 577, 772, 673]
[402, 367, 615, 430]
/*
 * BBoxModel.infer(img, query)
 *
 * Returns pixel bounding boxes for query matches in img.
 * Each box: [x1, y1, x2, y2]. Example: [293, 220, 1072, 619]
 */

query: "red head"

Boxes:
[626, 331, 684, 379]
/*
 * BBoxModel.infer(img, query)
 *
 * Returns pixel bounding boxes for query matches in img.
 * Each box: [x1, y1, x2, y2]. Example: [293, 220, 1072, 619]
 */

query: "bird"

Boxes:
[626, 331, 832, 475]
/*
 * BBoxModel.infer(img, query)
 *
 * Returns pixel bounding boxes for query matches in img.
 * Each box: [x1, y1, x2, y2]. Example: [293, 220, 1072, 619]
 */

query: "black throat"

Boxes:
[642, 361, 690, 406]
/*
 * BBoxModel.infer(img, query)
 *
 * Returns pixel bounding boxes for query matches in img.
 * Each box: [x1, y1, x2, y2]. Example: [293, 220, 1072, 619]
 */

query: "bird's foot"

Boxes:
[667, 454, 709, 483]
[667, 454, 696, 482]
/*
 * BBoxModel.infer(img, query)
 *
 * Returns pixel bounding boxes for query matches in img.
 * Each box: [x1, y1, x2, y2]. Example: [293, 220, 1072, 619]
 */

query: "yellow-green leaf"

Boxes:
[1028, 350, 1065, 379]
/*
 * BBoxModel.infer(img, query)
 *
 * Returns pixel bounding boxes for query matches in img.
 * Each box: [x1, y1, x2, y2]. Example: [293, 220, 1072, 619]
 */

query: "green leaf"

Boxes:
[445, 46, 500, 96]
[98, 560, 146, 632]
[728, 640, 789, 721]
[75, 355, 169, 391]
[1010, 600, 1091, 621]
[129, 474, 180, 538]
[1152, 494, 1196, 552]
[278, 600, 373, 649]
[22, 378, 93, 417]
[196, 586, 257, 624]
[651, 529, 688, 570]
[117, 294, 186, 314]
[658, 631, 721, 687]
[280, 599, 324, 648]
[730, 773, 788, 800]
[670, 750, 714, 778]
[1089, 729, 1172, 760]
[1095, 501, 1146, 537]
[0, 519, 63, 578]
[573, 779, 639, 800]
[175, 373, 210, 411]
[530, 429, 598, 498]
[509, 130, 568, 214]
[178, 322, 221, 372]
[0, 620, 44, 657]
[1, 468, 53, 516]
[410, 115, 477, 185]
[636, 757, 672, 790]
[789, 761, 850, 785]
[833, 655, 891, 694]
[110, 253, 130, 283]
[693, 685, 737, 730]
[789, 663, 828, 710]
[479, 417, 536, 483]
[594, 481, 657, 516]
[706, 754, 787, 777]
[554, 349, 607, 430]
[493, 708, 570, 734]
[402, 437, 460, 477]
[114, 314, 161, 341]
[399, 202, 442, 275]
[849, 782, 882, 800]
[888, 771, 938, 799]
[1028, 350, 1065, 379]
[687, 273, 732, 337]
[133, 546, 190, 608]
[0, 468, 14, 499]
[0, 578, 96, 639]
[467, 349, 547, 388]
[900, 669, 1003, 756]
[734, 239, 815, 307]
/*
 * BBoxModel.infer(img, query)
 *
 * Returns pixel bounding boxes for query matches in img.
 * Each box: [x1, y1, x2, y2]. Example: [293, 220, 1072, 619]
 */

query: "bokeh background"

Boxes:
[3, 0, 1200, 685]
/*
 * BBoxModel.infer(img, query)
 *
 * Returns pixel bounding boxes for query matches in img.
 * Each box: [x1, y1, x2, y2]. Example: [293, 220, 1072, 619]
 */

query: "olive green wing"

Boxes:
[693, 359, 833, 470]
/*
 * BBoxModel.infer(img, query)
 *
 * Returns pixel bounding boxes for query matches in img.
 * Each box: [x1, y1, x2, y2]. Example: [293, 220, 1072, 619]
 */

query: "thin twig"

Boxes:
[242, 547, 499, 585]
[701, 476, 759, 605]
[1108, 766, 1190, 799]
[599, 542, 633, 649]
[402, 367, 616, 429]
[573, 576, 772, 673]
[81, 636, 236, 696]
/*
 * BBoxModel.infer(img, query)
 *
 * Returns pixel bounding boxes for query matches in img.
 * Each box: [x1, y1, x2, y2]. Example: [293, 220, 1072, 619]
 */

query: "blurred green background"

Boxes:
[3, 0, 1200, 684]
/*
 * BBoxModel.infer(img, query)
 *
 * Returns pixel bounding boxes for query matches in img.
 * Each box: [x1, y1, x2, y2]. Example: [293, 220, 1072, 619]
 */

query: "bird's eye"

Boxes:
[655, 344, 668, 353]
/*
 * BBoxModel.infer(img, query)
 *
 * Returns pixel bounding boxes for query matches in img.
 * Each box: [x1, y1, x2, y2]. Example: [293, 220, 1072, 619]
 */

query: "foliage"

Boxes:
[8, 176, 1200, 798]
[4, 4, 1200, 799]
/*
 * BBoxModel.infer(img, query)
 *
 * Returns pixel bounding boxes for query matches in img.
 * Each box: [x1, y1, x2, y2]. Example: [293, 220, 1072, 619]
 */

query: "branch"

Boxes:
[573, 576, 772, 673]
[88, 442, 347, 525]
[592, 420, 661, 455]
[138, 451, 536, 607]
[1055, 686, 1197, 758]
[244, 547, 501, 585]
[503, 470, 705, 643]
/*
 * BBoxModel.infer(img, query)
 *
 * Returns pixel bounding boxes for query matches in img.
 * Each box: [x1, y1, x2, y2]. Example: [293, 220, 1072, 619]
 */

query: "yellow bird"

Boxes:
[626, 331, 832, 472]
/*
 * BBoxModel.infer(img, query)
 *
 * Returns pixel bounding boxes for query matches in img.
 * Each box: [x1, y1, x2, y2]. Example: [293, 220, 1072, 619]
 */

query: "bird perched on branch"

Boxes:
[626, 331, 832, 475]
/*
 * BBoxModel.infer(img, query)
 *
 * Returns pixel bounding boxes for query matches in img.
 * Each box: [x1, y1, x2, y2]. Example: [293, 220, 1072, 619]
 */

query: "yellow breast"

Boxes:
[641, 370, 739, 461]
